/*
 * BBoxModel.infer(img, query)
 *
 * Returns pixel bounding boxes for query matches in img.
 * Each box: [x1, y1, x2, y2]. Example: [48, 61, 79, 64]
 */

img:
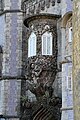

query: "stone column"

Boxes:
[1, 0, 23, 117]
[73, 0, 80, 120]
[61, 27, 68, 120]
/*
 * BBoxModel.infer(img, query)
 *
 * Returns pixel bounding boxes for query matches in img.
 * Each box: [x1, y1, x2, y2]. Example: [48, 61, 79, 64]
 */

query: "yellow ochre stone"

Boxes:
[73, 1, 80, 120]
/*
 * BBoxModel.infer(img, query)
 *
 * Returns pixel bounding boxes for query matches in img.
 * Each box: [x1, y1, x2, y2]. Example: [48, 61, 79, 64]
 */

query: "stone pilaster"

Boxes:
[1, 0, 23, 117]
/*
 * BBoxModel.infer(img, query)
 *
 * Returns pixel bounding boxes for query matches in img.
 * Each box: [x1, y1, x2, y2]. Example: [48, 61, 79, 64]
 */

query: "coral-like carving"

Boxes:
[21, 14, 61, 120]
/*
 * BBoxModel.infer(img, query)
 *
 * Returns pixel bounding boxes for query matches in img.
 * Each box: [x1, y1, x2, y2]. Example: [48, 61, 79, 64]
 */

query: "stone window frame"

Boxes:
[28, 32, 36, 57]
[42, 31, 52, 55]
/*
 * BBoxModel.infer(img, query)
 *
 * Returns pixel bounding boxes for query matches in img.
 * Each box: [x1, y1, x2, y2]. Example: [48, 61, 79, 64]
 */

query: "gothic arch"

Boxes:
[42, 31, 52, 55]
[62, 11, 72, 28]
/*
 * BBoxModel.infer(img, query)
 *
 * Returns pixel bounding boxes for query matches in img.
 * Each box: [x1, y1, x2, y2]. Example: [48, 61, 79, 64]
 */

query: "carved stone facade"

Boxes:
[0, 0, 75, 120]
[61, 1, 73, 120]
[24, 14, 59, 82]
[20, 14, 62, 120]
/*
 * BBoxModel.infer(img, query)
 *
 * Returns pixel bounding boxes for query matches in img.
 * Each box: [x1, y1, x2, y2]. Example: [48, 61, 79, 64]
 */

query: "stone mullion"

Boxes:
[37, 34, 42, 55]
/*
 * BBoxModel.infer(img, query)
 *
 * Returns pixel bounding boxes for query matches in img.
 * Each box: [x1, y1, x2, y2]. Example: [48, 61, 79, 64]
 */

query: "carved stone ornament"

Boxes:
[21, 14, 61, 120]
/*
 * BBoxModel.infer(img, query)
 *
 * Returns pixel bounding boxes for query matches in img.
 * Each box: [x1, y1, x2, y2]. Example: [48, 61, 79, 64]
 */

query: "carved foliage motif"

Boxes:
[25, 56, 57, 83]
[24, 16, 58, 96]
[21, 14, 61, 120]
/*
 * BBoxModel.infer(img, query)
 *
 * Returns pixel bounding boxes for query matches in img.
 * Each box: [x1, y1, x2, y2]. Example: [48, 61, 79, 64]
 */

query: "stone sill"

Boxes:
[61, 106, 73, 111]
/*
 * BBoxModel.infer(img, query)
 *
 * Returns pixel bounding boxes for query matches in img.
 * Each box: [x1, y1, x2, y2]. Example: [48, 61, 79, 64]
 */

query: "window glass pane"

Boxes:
[42, 36, 47, 55]
[68, 76, 72, 89]
[47, 36, 50, 54]
[28, 36, 30, 57]
[33, 37, 36, 56]
[67, 66, 72, 90]
[69, 27, 72, 42]
[71, 28, 72, 41]
[28, 32, 36, 57]
[30, 38, 33, 56]
[42, 32, 52, 55]
[47, 36, 52, 55]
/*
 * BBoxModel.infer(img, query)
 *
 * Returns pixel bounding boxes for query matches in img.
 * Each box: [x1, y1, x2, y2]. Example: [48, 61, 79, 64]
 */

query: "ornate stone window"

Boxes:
[69, 27, 72, 42]
[28, 32, 36, 57]
[42, 32, 52, 55]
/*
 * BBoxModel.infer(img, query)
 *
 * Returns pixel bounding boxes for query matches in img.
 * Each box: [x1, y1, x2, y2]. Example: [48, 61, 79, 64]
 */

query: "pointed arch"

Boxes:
[42, 32, 52, 55]
[28, 32, 36, 57]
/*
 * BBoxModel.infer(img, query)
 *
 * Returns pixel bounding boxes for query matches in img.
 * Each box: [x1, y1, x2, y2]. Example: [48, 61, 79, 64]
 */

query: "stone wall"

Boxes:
[0, 0, 23, 117]
[0, 46, 3, 76]
[0, 0, 75, 119]
[61, 0, 73, 17]
[73, 0, 80, 120]
[61, 13, 73, 120]
[21, 14, 62, 119]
